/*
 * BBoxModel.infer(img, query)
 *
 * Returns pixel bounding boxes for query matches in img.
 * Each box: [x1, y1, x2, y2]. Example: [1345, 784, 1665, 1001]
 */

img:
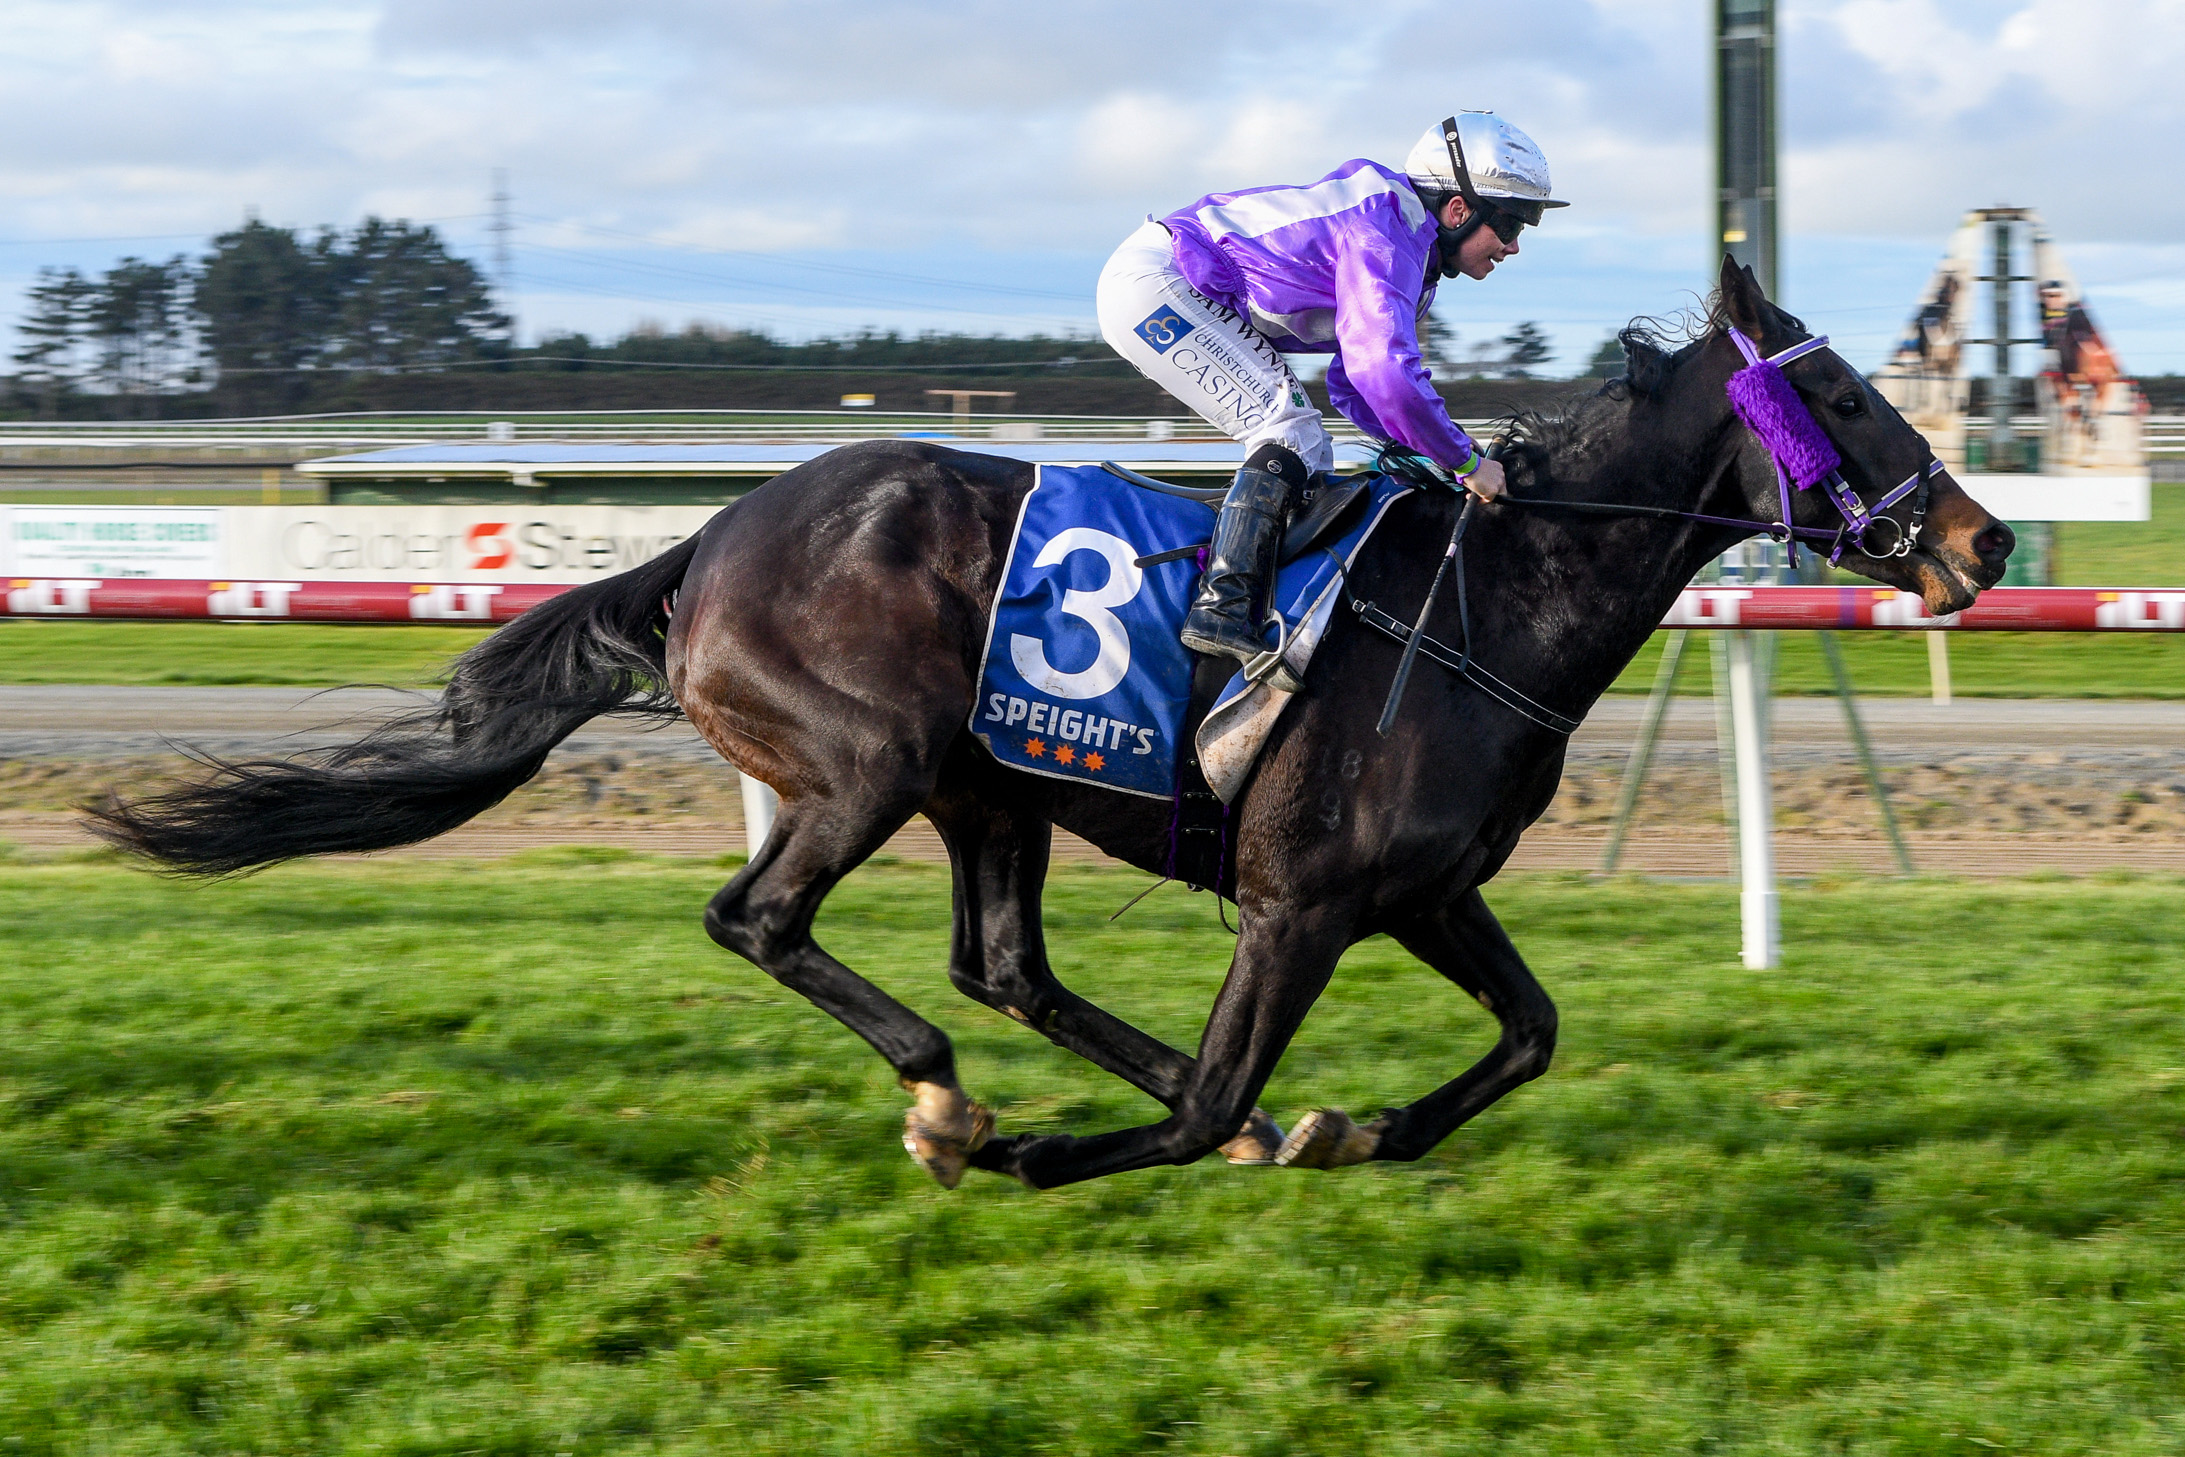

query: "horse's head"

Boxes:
[1706, 257, 2013, 612]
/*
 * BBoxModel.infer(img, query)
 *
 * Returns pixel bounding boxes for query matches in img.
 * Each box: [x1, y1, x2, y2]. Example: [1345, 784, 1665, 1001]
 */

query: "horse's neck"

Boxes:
[1491, 407, 1746, 716]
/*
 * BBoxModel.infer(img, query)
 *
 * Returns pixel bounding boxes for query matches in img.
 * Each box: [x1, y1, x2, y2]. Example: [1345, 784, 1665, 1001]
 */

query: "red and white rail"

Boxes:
[1, 578, 563, 623]
[1659, 585, 2185, 631]
[5, 578, 2184, 631]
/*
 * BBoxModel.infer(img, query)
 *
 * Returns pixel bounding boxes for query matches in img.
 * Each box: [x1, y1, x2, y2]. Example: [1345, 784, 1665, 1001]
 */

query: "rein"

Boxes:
[1360, 453, 1584, 737]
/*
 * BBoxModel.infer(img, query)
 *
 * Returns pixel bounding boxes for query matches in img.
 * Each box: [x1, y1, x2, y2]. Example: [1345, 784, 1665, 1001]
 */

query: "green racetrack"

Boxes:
[5, 856, 2185, 1454]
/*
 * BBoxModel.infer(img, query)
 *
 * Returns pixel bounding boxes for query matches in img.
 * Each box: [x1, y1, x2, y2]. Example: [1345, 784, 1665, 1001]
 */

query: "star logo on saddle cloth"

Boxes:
[1025, 738, 1104, 771]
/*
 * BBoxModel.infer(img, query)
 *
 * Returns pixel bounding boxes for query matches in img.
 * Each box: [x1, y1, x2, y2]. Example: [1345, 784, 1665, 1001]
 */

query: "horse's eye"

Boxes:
[1833, 393, 1867, 419]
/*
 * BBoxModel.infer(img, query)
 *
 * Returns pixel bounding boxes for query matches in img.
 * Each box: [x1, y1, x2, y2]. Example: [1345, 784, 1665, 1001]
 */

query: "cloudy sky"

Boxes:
[3, 0, 2182, 375]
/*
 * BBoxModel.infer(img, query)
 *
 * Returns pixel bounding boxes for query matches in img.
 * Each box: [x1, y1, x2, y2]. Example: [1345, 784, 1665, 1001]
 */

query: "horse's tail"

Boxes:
[87, 532, 708, 876]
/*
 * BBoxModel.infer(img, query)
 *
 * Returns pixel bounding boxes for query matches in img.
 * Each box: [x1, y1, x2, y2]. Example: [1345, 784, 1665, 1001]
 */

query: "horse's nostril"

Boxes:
[1975, 522, 2015, 564]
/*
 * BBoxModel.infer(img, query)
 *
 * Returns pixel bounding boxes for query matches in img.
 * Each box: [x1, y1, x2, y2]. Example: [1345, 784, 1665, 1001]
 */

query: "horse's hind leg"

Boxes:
[1278, 886, 1557, 1169]
[704, 792, 993, 1188]
[926, 792, 1284, 1163]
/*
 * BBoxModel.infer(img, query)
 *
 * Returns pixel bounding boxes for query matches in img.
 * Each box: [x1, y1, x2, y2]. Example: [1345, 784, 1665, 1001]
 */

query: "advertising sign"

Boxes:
[226, 504, 722, 583]
[0, 504, 723, 583]
[6, 506, 223, 578]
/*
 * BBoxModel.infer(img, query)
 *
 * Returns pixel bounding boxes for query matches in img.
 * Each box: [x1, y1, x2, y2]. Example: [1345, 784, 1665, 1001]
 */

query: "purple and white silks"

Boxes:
[1160, 161, 1481, 473]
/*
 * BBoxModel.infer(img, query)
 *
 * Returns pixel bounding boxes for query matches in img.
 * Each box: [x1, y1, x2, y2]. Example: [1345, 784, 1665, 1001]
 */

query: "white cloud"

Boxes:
[646, 209, 851, 254]
[1075, 94, 1210, 191]
[0, 0, 2176, 364]
[1781, 0, 2185, 240]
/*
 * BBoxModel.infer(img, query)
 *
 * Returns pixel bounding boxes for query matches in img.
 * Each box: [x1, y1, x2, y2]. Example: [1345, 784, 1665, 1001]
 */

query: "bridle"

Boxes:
[1719, 331, 1942, 567]
[1362, 327, 1948, 734]
[1462, 331, 1943, 567]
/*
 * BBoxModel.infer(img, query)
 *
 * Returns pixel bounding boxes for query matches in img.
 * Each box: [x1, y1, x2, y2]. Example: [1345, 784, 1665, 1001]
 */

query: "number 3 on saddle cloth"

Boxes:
[971, 464, 1415, 803]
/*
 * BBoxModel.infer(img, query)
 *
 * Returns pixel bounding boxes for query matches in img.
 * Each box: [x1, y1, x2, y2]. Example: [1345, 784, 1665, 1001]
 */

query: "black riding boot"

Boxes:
[1181, 443, 1307, 693]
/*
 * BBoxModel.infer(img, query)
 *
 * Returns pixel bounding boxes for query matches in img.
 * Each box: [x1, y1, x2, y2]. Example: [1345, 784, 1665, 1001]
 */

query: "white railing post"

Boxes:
[1724, 630, 1779, 969]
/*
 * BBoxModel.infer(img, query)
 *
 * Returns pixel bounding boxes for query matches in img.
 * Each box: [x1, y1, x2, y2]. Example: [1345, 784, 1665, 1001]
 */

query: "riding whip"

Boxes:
[1376, 490, 1477, 736]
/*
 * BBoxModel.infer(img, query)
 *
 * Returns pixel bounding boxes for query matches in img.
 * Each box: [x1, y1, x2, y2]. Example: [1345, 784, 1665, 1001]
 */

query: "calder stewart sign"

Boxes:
[0, 505, 718, 585]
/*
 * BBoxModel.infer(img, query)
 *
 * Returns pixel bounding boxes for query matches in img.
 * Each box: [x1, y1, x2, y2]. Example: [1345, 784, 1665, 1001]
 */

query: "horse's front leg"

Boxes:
[1277, 885, 1557, 1168]
[971, 896, 1353, 1189]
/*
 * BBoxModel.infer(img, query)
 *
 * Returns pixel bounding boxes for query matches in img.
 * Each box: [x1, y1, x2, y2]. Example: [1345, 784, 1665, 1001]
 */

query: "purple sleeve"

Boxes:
[1324, 354, 1393, 440]
[1326, 212, 1479, 470]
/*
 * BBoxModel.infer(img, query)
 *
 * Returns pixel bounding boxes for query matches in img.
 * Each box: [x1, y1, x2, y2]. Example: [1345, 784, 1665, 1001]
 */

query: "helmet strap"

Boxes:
[1432, 116, 1491, 272]
[1439, 116, 1484, 213]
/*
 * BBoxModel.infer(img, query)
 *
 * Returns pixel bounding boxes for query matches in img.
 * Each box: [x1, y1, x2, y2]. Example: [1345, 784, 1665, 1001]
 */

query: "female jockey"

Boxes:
[1095, 111, 1567, 691]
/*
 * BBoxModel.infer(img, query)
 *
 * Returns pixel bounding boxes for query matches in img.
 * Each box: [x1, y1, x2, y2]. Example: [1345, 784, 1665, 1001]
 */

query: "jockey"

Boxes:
[1096, 111, 1566, 691]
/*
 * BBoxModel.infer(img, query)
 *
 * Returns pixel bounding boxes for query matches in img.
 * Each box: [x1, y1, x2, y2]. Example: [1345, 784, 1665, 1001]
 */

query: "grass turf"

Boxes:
[1608, 626, 2185, 698]
[2057, 481, 2185, 589]
[0, 621, 490, 688]
[4, 616, 2184, 699]
[3, 854, 2185, 1453]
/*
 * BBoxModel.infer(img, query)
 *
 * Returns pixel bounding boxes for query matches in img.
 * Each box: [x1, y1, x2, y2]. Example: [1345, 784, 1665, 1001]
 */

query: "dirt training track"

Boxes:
[5, 687, 2182, 877]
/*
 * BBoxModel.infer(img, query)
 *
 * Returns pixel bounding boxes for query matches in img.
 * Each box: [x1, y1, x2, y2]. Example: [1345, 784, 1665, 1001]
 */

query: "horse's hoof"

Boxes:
[1220, 1107, 1287, 1165]
[1274, 1108, 1382, 1169]
[901, 1081, 995, 1190]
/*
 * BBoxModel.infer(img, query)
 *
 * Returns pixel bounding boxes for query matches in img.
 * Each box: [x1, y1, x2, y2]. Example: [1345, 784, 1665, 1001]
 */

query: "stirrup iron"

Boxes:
[1241, 613, 1299, 692]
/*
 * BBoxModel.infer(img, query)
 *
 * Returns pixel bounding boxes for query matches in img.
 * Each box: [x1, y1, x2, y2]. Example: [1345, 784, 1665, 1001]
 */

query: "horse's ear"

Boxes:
[1719, 255, 1768, 342]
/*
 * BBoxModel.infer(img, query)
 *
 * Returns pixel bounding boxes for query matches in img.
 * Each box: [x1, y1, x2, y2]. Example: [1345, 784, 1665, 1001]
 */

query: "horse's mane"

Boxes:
[1486, 288, 1808, 489]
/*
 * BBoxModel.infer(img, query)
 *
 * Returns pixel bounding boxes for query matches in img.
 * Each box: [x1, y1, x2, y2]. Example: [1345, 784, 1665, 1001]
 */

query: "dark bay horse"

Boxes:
[94, 262, 2014, 1190]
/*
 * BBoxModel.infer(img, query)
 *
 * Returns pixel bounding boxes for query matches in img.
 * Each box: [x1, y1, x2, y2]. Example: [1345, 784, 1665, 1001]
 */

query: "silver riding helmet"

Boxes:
[1403, 111, 1569, 234]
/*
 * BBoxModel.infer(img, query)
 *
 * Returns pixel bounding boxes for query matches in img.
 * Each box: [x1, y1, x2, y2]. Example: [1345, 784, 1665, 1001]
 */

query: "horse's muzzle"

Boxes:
[1907, 475, 2015, 611]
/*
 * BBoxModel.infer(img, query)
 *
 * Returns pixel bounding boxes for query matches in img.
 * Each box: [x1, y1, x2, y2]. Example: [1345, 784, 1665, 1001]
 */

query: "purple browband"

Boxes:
[1726, 330, 1942, 565]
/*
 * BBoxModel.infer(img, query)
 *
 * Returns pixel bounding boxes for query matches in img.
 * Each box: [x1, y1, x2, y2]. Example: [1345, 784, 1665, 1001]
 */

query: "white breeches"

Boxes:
[1095, 219, 1335, 473]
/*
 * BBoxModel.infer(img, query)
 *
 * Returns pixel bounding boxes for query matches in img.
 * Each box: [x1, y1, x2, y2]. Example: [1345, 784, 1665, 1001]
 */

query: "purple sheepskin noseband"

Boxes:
[1701, 330, 1943, 566]
[1726, 331, 1840, 489]
[1723, 331, 1843, 565]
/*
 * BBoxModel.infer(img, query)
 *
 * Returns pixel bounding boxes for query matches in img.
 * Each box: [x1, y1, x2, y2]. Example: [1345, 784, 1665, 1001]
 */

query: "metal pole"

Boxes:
[1816, 630, 1916, 876]
[1716, 0, 1779, 962]
[490, 169, 515, 345]
[1599, 629, 1690, 874]
[1751, 542, 1781, 743]
[1988, 214, 2016, 469]
[739, 772, 778, 859]
[1715, 0, 1778, 295]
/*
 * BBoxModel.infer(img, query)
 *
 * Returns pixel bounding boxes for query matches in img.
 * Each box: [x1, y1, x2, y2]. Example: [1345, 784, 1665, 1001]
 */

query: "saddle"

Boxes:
[1102, 462, 1371, 569]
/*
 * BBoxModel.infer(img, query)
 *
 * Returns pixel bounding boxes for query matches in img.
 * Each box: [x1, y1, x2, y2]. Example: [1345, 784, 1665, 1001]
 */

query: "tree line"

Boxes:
[11, 218, 506, 416]
[8, 215, 1601, 418]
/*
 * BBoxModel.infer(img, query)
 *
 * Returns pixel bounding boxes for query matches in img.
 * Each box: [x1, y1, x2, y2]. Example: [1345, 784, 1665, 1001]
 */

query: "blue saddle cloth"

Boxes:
[971, 463, 1410, 800]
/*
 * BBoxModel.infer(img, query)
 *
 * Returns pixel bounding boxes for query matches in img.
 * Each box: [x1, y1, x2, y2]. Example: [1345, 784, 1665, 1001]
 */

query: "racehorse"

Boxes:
[93, 262, 2014, 1190]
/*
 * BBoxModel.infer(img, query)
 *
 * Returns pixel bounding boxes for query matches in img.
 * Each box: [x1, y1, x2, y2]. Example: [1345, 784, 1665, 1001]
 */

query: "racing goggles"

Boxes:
[1475, 198, 1542, 243]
